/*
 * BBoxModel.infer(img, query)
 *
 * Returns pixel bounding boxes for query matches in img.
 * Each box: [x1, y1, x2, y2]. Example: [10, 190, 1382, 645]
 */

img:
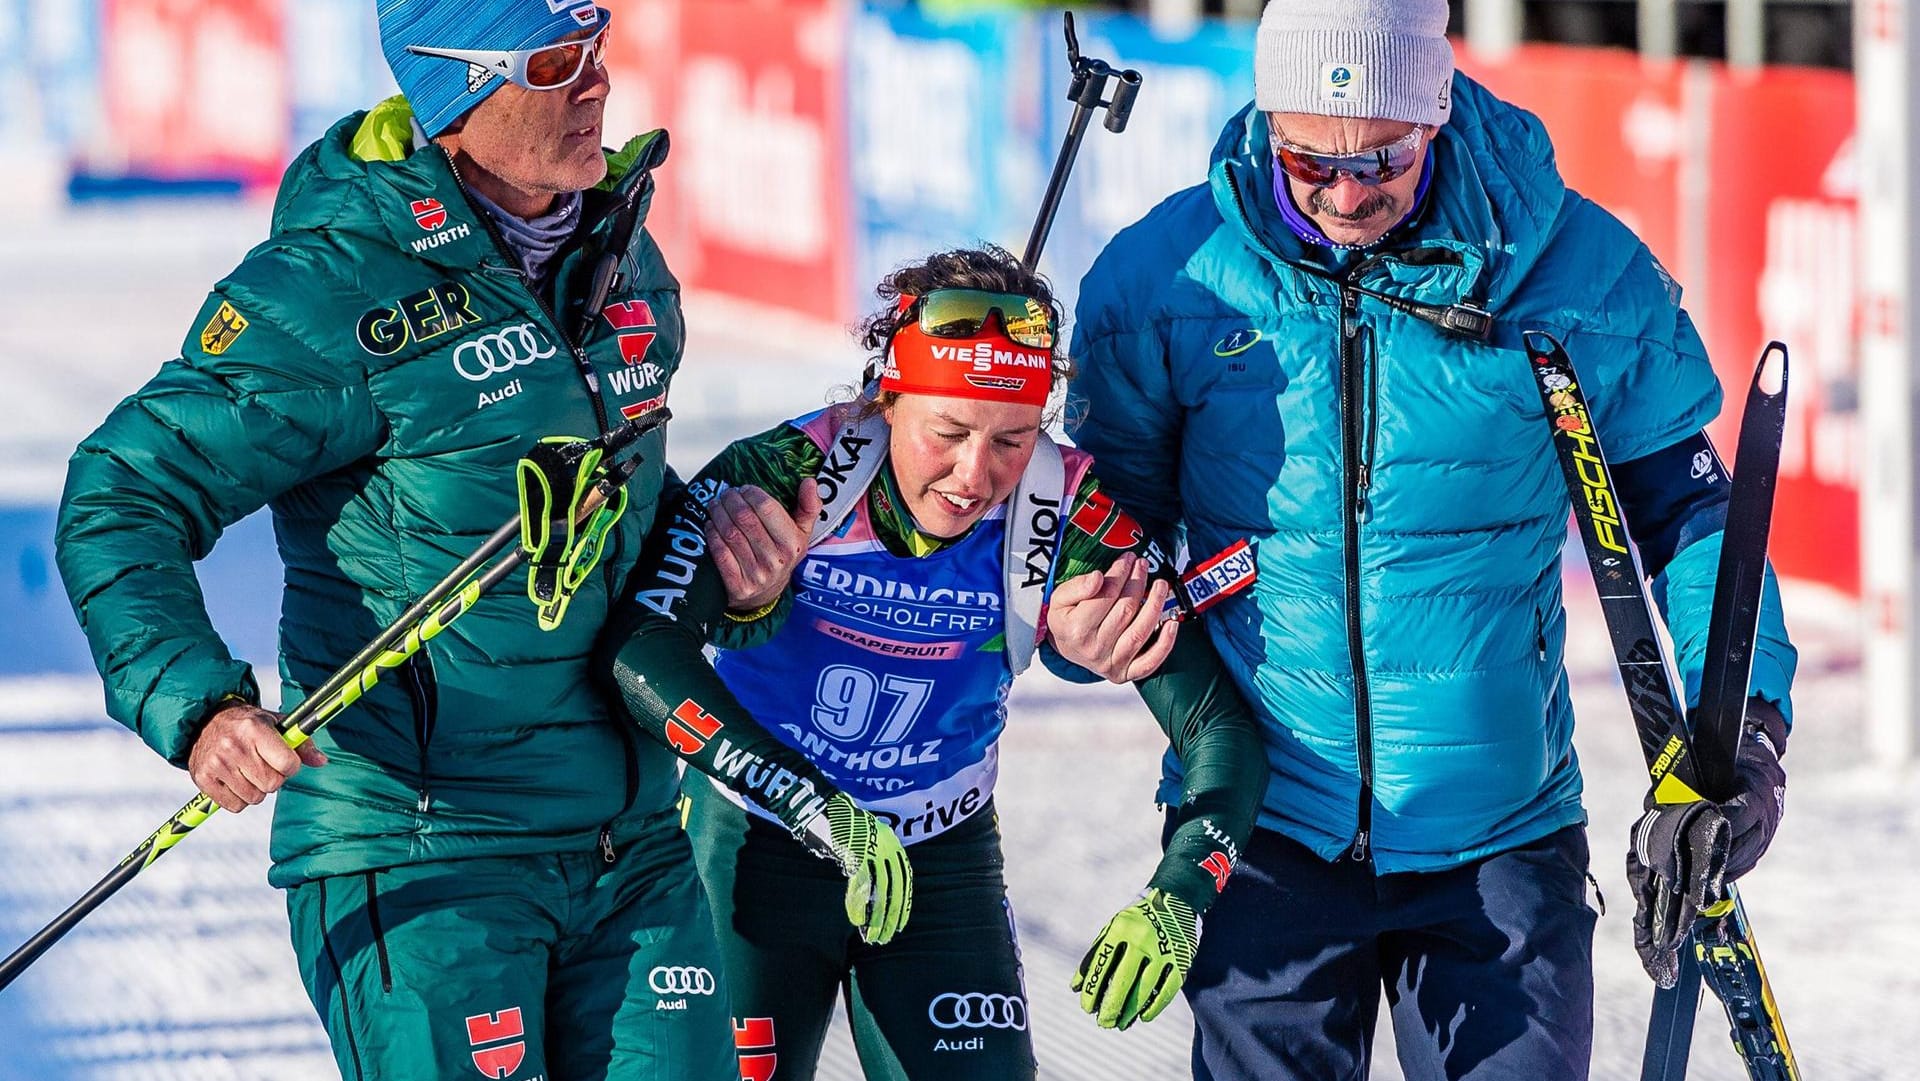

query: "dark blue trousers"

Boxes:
[1171, 820, 1597, 1081]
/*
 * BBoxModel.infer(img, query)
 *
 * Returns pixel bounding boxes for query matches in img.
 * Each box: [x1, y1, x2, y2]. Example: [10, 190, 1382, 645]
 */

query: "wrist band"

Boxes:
[725, 597, 780, 623]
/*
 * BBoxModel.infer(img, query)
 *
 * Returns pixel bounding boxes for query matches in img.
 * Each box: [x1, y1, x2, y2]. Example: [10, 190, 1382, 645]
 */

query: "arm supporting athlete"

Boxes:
[1132, 628, 1267, 913]
[599, 455, 833, 837]
[604, 613, 839, 837]
[1040, 467, 1264, 909]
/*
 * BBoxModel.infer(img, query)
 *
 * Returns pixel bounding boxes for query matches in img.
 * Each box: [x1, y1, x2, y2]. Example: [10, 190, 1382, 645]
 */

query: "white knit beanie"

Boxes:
[1254, 0, 1455, 126]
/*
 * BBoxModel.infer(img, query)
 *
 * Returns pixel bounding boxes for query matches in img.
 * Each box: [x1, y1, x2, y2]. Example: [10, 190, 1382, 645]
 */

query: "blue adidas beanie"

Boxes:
[378, 1, 611, 137]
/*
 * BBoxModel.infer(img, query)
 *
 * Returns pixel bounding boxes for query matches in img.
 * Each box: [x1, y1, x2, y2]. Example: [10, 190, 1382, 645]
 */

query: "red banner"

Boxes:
[1459, 44, 1689, 273]
[1700, 67, 1857, 593]
[605, 0, 851, 320]
[1462, 46, 1858, 595]
[99, 0, 287, 186]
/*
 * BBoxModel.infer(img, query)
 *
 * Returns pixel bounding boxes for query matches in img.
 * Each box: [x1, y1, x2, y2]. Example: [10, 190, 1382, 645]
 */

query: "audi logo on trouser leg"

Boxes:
[648, 966, 716, 995]
[928, 992, 1027, 1030]
[453, 323, 556, 381]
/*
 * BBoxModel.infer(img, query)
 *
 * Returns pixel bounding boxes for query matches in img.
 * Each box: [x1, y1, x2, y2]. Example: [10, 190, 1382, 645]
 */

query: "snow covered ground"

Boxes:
[0, 201, 1913, 1079]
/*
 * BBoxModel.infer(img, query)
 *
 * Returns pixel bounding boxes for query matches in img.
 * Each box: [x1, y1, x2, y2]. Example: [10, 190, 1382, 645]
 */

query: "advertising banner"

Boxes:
[97, 0, 286, 187]
[1, 0, 102, 153]
[607, 0, 852, 321]
[1036, 12, 1256, 314]
[847, 5, 1040, 314]
[1458, 45, 1690, 276]
[287, 0, 392, 153]
[1462, 46, 1858, 595]
[1702, 66, 1858, 593]
[603, 0, 688, 259]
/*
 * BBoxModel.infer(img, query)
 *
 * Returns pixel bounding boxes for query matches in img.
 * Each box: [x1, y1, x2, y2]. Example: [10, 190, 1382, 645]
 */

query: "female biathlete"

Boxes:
[598, 246, 1266, 1080]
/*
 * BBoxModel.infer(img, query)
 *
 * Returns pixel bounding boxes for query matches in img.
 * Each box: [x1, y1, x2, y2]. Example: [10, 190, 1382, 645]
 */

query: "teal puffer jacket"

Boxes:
[57, 103, 692, 886]
[1069, 76, 1796, 872]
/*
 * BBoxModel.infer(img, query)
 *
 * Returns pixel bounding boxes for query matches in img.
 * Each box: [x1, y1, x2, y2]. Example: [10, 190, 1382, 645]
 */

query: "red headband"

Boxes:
[881, 323, 1054, 408]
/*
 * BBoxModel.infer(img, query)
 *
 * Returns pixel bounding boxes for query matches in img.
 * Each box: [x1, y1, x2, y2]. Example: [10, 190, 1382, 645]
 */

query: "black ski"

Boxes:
[1641, 946, 1703, 1080]
[1523, 332, 1798, 1081]
[1693, 343, 1790, 799]
[1653, 341, 1797, 1081]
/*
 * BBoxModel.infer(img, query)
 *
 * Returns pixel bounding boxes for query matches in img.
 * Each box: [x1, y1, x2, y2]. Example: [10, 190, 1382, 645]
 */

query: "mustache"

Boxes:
[1309, 187, 1395, 222]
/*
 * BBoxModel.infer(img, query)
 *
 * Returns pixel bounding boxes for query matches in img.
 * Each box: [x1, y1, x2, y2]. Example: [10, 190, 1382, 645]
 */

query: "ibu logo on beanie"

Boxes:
[379, 0, 608, 138]
[1254, 0, 1454, 127]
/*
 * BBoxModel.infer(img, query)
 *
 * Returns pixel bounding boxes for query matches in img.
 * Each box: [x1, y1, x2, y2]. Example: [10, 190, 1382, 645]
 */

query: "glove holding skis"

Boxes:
[1073, 887, 1198, 1030]
[1626, 698, 1788, 987]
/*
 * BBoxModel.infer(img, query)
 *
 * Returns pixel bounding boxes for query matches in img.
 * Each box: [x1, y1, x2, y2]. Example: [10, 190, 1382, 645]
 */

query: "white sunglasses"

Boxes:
[408, 16, 611, 95]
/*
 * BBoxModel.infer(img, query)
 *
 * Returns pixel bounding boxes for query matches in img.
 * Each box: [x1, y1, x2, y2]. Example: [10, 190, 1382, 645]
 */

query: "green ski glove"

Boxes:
[817, 793, 913, 946]
[1073, 887, 1198, 1030]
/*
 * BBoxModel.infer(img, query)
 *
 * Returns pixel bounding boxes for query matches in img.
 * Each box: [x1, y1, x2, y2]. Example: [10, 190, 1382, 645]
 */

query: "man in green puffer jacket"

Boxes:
[52, 3, 909, 1079]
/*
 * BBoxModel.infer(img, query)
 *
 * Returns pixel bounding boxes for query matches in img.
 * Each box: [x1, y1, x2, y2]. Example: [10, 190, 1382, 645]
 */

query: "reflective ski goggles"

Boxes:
[407, 18, 612, 93]
[900, 289, 1056, 350]
[1271, 126, 1425, 188]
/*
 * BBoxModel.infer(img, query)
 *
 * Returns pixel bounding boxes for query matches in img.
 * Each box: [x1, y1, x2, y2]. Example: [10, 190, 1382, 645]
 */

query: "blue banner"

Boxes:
[288, 0, 395, 152]
[846, 5, 1045, 316]
[1034, 12, 1256, 316]
[0, 0, 101, 157]
[0, 508, 281, 676]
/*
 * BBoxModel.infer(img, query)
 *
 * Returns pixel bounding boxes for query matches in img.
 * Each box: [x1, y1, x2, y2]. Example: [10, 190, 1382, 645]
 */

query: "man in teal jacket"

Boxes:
[1061, 0, 1798, 1076]
[53, 2, 909, 1078]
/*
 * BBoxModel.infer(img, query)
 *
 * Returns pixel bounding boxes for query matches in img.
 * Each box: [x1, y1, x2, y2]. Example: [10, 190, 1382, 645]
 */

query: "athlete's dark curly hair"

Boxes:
[852, 245, 1072, 407]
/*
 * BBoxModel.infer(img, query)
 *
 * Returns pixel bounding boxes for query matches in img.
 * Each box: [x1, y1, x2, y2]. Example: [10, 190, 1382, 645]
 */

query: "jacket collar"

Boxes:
[273, 97, 668, 274]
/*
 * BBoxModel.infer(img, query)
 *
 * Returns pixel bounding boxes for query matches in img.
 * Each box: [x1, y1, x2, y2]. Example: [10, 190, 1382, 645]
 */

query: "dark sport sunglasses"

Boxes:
[1272, 126, 1426, 188]
[900, 289, 1056, 350]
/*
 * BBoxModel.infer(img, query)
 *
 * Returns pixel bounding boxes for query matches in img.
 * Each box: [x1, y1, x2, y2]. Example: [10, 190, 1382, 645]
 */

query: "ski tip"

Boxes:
[1522, 329, 1563, 360]
[1757, 342, 1788, 397]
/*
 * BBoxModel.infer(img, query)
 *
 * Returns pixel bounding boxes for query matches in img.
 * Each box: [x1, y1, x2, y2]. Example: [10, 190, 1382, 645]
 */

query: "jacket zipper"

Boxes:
[1338, 284, 1376, 863]
[401, 652, 438, 813]
[598, 724, 641, 865]
[441, 150, 612, 433]
[363, 871, 394, 993]
[1226, 169, 1380, 862]
[1359, 325, 1379, 500]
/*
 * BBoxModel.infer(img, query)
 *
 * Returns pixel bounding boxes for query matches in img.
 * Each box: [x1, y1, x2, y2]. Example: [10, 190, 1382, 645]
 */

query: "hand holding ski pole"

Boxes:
[1627, 700, 1789, 987]
[1073, 887, 1197, 1030]
[0, 408, 670, 993]
[188, 702, 329, 812]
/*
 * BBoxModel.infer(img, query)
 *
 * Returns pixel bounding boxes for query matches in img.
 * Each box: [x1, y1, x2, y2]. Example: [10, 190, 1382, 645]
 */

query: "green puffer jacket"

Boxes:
[57, 101, 692, 886]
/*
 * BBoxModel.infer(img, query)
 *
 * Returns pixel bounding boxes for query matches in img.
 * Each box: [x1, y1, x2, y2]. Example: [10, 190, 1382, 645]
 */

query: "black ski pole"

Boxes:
[1021, 11, 1141, 272]
[0, 408, 669, 993]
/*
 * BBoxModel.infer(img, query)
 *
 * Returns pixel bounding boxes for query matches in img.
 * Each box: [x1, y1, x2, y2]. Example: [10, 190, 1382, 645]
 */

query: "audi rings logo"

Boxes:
[453, 323, 556, 382]
[647, 966, 716, 996]
[928, 992, 1027, 1031]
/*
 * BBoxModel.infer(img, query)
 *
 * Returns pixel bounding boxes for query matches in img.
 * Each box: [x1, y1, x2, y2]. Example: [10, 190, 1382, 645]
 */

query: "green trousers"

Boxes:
[686, 778, 1038, 1081]
[285, 808, 737, 1081]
